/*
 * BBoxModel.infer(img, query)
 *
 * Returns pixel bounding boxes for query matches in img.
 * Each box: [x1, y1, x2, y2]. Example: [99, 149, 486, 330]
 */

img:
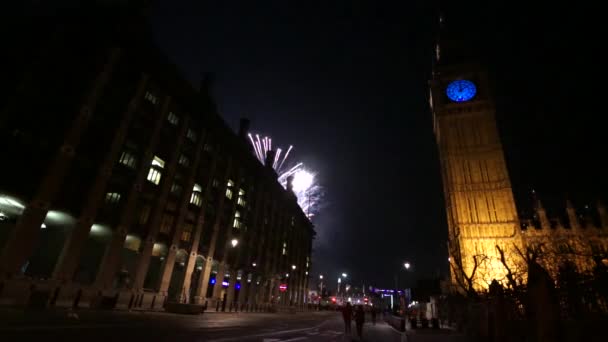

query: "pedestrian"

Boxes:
[355, 305, 365, 339]
[342, 302, 353, 335]
[371, 306, 377, 325]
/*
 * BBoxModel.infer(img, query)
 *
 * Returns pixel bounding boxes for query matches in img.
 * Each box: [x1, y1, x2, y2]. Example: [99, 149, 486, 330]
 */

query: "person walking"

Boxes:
[342, 302, 353, 335]
[355, 305, 366, 339]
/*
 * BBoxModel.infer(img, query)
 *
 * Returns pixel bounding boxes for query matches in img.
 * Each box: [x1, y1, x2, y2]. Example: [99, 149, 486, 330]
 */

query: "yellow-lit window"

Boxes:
[225, 179, 234, 199]
[237, 188, 246, 207]
[105, 192, 121, 204]
[119, 151, 137, 169]
[233, 211, 242, 229]
[147, 156, 165, 185]
[190, 183, 203, 206]
[167, 111, 179, 125]
[181, 223, 193, 242]
[160, 214, 174, 234]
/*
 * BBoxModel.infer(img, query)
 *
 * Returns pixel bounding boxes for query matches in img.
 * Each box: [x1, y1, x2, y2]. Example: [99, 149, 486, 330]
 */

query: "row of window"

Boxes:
[144, 91, 198, 143]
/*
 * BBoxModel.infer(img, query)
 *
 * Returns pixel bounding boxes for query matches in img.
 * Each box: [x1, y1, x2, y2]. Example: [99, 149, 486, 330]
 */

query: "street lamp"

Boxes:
[404, 262, 410, 270]
[319, 275, 323, 280]
[231, 238, 238, 247]
[342, 273, 347, 278]
[292, 265, 296, 270]
[252, 262, 257, 267]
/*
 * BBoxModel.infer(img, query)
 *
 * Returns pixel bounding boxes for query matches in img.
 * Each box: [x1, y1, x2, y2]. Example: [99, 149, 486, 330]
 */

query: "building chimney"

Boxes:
[238, 118, 250, 140]
[566, 200, 580, 230]
[598, 200, 608, 228]
[265, 149, 276, 169]
[286, 175, 294, 193]
[534, 198, 551, 230]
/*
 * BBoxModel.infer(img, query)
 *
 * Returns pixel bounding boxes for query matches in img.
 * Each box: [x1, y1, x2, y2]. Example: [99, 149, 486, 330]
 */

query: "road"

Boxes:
[0, 308, 401, 341]
[0, 308, 463, 341]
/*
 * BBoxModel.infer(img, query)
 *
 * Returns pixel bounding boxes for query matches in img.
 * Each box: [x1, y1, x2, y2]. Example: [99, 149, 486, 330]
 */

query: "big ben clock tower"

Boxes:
[430, 27, 523, 291]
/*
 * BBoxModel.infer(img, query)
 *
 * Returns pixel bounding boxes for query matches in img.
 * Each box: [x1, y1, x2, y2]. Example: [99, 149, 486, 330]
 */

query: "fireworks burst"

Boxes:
[248, 133, 322, 219]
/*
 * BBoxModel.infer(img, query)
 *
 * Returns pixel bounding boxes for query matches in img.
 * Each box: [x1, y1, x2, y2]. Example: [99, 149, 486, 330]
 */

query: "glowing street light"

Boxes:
[404, 262, 411, 270]
[252, 262, 257, 267]
[231, 238, 238, 247]
[342, 273, 347, 278]
[292, 265, 297, 270]
[319, 275, 323, 280]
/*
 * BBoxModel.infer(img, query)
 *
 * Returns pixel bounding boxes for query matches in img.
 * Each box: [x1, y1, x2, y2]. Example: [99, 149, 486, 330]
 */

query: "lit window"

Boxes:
[147, 156, 165, 185]
[282, 242, 287, 255]
[181, 223, 193, 242]
[160, 214, 174, 234]
[178, 154, 190, 167]
[151, 156, 165, 168]
[233, 211, 242, 229]
[167, 111, 179, 125]
[105, 192, 121, 204]
[225, 179, 234, 200]
[119, 151, 137, 169]
[190, 183, 203, 206]
[237, 188, 246, 206]
[144, 91, 158, 105]
[187, 129, 197, 142]
[170, 182, 183, 195]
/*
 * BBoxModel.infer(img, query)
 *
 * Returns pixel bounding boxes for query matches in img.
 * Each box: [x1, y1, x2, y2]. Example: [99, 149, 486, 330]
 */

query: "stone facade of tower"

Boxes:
[430, 60, 524, 291]
[430, 39, 608, 292]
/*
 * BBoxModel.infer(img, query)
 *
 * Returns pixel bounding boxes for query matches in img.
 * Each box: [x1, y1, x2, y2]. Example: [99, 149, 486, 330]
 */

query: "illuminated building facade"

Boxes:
[430, 27, 608, 291]
[0, 8, 313, 309]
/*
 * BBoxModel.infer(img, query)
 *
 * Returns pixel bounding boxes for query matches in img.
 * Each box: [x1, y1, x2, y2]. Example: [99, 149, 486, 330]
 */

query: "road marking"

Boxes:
[207, 320, 329, 342]
[281, 338, 306, 342]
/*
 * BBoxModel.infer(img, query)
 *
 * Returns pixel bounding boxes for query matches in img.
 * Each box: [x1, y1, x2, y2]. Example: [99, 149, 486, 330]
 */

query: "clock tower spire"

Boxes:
[430, 22, 523, 291]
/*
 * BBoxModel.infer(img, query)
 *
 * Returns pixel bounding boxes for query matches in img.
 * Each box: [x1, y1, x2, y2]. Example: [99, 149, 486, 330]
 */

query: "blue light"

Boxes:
[236, 283, 241, 290]
[210, 278, 216, 285]
[446, 80, 477, 102]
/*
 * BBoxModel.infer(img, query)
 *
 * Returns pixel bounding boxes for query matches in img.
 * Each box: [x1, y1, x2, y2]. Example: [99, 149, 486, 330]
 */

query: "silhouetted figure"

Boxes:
[342, 302, 353, 335]
[355, 305, 365, 338]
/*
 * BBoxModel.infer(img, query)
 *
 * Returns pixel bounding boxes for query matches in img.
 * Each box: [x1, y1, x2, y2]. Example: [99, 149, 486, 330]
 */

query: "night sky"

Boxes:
[18, 1, 606, 290]
[147, 1, 606, 290]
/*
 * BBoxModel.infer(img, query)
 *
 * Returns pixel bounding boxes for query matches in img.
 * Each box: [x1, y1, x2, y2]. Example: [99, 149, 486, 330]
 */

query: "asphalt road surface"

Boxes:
[0, 308, 465, 341]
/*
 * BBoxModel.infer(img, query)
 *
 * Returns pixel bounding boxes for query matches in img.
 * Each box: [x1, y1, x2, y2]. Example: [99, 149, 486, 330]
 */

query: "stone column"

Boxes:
[0, 48, 121, 276]
[211, 262, 225, 301]
[131, 118, 189, 291]
[53, 74, 148, 282]
[225, 270, 236, 309]
[157, 127, 207, 298]
[194, 159, 233, 302]
[94, 96, 170, 290]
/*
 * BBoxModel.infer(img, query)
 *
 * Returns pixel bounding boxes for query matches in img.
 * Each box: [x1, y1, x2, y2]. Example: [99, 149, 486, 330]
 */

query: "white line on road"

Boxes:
[281, 337, 307, 342]
[207, 320, 330, 342]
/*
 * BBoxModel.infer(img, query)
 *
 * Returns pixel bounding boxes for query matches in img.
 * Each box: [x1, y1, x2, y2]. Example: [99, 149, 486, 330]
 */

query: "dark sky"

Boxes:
[19, 1, 605, 290]
[145, 1, 606, 290]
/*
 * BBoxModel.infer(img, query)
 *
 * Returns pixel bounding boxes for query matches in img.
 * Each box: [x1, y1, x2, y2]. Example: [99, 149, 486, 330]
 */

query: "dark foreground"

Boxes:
[0, 308, 465, 341]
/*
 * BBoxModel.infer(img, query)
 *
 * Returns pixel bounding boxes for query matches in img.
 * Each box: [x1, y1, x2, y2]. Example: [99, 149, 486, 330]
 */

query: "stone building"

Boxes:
[0, 6, 313, 310]
[429, 25, 608, 291]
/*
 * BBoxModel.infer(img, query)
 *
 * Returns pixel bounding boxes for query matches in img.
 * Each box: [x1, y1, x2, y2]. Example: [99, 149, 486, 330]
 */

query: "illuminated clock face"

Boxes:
[446, 80, 477, 102]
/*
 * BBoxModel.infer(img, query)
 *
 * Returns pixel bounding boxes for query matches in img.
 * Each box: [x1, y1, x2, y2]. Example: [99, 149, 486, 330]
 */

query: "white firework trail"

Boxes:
[247, 133, 322, 219]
